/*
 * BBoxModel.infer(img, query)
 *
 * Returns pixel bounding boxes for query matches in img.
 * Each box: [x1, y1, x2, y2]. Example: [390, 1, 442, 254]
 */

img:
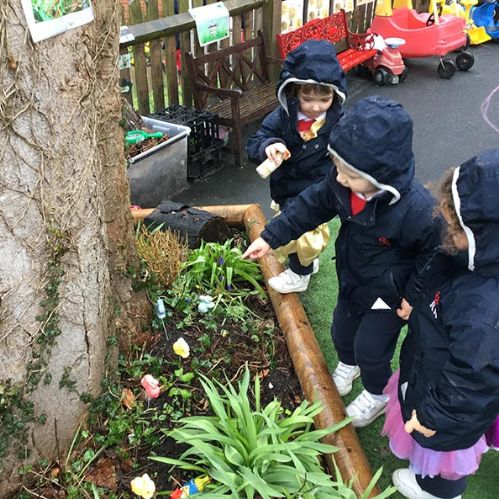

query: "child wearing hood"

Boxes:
[246, 40, 347, 294]
[244, 97, 440, 427]
[385, 150, 499, 498]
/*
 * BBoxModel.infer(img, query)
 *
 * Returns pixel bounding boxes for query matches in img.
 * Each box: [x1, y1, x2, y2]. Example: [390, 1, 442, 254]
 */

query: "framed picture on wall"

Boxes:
[281, 0, 305, 34]
[21, 0, 94, 43]
[307, 0, 330, 20]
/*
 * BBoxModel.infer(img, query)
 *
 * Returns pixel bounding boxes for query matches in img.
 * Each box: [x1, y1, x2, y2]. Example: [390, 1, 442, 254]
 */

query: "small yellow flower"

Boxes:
[131, 473, 155, 499]
[173, 337, 190, 358]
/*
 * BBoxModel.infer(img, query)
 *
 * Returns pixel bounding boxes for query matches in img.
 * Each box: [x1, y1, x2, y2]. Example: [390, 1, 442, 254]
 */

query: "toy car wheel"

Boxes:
[373, 67, 390, 86]
[399, 67, 409, 82]
[437, 59, 457, 79]
[456, 51, 475, 71]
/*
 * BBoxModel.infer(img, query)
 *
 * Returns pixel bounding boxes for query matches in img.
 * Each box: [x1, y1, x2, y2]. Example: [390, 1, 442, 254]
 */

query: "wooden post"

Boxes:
[179, 0, 193, 107]
[261, 0, 282, 79]
[163, 0, 179, 107]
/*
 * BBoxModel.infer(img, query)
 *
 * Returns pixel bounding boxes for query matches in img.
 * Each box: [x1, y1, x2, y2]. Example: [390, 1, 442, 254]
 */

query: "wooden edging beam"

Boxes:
[130, 204, 379, 497]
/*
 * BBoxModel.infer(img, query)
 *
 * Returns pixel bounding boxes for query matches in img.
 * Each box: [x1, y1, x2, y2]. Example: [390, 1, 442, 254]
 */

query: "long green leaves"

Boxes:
[151, 367, 394, 498]
[180, 239, 264, 296]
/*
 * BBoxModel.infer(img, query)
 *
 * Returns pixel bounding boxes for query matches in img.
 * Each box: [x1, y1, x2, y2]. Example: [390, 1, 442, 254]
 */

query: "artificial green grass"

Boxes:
[301, 220, 498, 498]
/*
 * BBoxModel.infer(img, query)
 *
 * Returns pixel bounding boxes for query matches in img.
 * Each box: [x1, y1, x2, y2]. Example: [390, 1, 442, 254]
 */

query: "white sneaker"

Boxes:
[346, 389, 387, 427]
[312, 258, 320, 274]
[332, 362, 360, 396]
[268, 269, 310, 293]
[392, 468, 462, 499]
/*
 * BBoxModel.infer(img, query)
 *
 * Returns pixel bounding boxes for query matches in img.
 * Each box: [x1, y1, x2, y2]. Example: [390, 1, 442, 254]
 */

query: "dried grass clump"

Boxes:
[135, 225, 187, 288]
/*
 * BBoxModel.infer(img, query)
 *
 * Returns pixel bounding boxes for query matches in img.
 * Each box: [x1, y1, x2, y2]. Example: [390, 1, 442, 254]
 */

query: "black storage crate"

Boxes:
[150, 106, 225, 181]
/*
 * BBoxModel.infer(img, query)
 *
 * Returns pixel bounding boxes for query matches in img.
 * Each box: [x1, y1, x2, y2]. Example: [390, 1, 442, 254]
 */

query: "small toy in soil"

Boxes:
[155, 298, 169, 339]
[170, 476, 211, 498]
[197, 294, 215, 314]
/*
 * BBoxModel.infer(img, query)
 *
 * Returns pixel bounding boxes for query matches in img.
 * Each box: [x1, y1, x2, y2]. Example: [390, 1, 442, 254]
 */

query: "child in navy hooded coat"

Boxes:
[243, 97, 440, 427]
[246, 40, 346, 294]
[384, 150, 499, 498]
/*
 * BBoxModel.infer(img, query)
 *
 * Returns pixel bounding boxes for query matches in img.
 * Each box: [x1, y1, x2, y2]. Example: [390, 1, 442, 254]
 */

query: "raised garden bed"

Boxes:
[17, 205, 381, 498]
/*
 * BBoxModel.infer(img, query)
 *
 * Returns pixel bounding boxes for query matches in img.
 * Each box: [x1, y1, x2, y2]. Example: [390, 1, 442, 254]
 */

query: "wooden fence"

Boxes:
[119, 0, 427, 116]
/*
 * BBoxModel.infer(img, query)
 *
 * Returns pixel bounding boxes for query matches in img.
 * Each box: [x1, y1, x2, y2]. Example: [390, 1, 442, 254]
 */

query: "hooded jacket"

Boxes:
[260, 97, 439, 310]
[246, 40, 347, 206]
[399, 150, 499, 452]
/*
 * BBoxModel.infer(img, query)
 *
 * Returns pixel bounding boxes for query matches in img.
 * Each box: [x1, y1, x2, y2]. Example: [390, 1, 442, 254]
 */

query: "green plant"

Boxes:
[180, 239, 264, 296]
[152, 367, 393, 498]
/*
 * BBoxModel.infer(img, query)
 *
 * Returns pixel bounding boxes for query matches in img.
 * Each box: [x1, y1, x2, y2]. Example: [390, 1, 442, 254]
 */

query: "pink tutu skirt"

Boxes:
[485, 416, 499, 449]
[382, 370, 488, 480]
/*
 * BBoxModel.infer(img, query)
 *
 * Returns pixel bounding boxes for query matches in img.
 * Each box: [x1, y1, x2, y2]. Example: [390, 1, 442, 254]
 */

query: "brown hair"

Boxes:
[435, 168, 464, 254]
[292, 83, 335, 98]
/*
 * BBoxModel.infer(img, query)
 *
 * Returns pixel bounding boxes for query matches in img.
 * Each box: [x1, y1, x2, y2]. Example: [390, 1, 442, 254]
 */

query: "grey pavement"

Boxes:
[173, 42, 499, 219]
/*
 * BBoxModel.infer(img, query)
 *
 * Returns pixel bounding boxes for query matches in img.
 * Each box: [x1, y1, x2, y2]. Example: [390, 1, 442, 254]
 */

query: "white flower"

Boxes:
[173, 337, 190, 358]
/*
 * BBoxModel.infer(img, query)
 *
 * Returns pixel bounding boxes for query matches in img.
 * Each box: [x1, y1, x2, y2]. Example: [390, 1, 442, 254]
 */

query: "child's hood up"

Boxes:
[328, 96, 415, 205]
[452, 149, 499, 277]
[276, 40, 347, 113]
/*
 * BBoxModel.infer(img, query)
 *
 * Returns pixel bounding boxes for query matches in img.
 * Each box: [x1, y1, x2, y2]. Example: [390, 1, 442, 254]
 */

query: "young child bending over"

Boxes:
[243, 97, 440, 427]
[246, 40, 346, 294]
[385, 150, 499, 499]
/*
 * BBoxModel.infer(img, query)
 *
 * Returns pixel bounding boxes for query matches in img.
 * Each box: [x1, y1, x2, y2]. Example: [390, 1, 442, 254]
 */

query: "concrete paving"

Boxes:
[173, 42, 499, 219]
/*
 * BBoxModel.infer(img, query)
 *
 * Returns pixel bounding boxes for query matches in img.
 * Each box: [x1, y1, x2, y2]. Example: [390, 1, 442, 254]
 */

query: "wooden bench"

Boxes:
[276, 10, 377, 72]
[185, 31, 280, 168]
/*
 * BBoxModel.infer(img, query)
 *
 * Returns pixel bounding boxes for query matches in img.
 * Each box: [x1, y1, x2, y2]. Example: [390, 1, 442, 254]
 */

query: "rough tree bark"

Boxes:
[0, 1, 148, 494]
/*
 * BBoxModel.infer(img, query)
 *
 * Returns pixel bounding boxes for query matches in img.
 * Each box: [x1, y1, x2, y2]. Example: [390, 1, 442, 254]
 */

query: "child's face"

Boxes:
[440, 202, 469, 251]
[334, 158, 379, 197]
[298, 90, 334, 120]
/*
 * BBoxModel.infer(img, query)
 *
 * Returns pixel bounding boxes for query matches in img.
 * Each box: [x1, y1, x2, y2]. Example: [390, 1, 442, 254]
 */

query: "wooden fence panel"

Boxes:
[129, 0, 149, 115]
[147, 0, 165, 112]
[120, 1, 279, 113]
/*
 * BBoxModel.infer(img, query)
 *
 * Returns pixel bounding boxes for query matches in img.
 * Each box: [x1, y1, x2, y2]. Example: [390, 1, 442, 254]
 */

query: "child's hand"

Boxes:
[404, 410, 436, 438]
[265, 143, 290, 165]
[242, 237, 271, 260]
[397, 298, 413, 321]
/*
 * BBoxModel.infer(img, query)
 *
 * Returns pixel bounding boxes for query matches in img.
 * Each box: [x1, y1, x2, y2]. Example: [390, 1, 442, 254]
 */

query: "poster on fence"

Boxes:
[281, 0, 304, 34]
[307, 0, 330, 20]
[21, 0, 94, 43]
[332, 0, 355, 12]
[189, 2, 230, 47]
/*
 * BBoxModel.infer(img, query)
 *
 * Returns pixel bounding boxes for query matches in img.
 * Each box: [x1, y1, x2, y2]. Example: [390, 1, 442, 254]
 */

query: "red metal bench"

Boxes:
[276, 10, 376, 72]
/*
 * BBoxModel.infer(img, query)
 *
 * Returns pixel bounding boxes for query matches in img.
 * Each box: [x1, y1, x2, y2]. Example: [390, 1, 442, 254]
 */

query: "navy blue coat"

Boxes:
[399, 151, 499, 452]
[246, 40, 346, 206]
[261, 167, 438, 311]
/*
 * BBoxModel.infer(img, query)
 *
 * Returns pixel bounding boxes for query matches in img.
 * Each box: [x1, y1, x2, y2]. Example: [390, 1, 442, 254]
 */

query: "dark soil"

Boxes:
[125, 134, 170, 160]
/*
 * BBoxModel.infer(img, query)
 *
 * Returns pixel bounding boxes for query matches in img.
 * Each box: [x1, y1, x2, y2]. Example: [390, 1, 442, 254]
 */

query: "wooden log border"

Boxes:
[131, 204, 379, 497]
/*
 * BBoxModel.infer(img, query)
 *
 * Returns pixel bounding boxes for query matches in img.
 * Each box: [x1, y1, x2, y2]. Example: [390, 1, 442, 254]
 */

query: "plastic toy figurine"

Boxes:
[170, 476, 211, 498]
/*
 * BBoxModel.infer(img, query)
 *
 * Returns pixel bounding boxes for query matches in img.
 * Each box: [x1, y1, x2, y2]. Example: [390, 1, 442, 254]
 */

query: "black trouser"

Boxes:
[288, 253, 313, 276]
[416, 474, 467, 498]
[331, 300, 405, 394]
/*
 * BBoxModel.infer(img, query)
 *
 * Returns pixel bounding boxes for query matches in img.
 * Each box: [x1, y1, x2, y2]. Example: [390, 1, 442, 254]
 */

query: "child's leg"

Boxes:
[330, 300, 363, 366]
[354, 309, 405, 394]
[416, 474, 467, 498]
[288, 253, 314, 276]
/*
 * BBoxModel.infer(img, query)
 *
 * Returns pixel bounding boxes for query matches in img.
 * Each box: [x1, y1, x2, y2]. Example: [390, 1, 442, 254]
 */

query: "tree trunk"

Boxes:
[0, 1, 147, 494]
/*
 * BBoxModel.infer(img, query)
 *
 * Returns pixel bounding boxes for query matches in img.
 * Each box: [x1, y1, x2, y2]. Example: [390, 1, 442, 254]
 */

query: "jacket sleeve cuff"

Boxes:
[258, 138, 285, 163]
[260, 228, 282, 249]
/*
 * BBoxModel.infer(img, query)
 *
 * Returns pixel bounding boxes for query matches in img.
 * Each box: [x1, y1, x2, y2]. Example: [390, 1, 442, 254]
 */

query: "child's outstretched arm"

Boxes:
[242, 237, 271, 260]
